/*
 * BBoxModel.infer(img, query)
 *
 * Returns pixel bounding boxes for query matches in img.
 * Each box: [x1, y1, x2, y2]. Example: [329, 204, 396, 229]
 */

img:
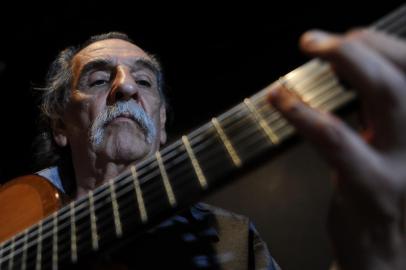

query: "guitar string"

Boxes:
[372, 4, 406, 32]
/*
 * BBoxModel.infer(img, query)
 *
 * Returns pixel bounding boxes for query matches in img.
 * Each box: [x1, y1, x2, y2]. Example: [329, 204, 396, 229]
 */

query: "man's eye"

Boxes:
[90, 79, 108, 87]
[136, 79, 151, 87]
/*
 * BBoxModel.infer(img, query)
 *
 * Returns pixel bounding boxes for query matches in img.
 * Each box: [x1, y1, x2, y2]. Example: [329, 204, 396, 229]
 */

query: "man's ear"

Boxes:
[159, 105, 167, 145]
[52, 118, 68, 147]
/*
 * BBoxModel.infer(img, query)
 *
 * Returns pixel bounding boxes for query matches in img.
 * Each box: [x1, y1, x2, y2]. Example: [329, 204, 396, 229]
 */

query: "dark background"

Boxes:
[0, 2, 403, 269]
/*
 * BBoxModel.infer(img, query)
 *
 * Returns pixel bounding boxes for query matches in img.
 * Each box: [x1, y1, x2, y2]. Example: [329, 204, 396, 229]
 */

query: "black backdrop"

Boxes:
[0, 2, 403, 269]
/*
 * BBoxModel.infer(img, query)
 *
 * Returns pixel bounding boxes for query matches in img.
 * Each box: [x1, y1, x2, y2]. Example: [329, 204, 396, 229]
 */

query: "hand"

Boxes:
[269, 29, 406, 270]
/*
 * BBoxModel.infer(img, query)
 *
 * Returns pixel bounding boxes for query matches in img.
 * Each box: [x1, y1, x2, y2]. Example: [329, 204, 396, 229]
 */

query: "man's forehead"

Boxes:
[73, 39, 151, 70]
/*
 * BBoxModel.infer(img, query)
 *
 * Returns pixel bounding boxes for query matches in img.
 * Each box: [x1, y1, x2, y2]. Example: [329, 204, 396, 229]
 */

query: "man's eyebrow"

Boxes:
[132, 58, 160, 76]
[79, 58, 159, 76]
[79, 58, 115, 77]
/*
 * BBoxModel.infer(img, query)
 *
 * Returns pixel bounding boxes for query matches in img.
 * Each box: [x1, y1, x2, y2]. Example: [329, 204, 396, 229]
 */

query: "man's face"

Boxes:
[55, 39, 166, 164]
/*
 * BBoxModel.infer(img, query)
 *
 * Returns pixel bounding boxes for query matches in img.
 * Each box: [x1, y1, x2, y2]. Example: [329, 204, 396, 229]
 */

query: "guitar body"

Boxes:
[0, 175, 61, 243]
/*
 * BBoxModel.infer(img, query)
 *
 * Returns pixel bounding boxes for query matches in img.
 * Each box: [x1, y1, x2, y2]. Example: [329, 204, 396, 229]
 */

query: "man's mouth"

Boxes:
[106, 113, 135, 125]
[112, 117, 133, 122]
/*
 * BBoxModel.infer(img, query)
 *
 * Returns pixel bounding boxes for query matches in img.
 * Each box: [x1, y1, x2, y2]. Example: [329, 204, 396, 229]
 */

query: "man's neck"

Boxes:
[74, 160, 132, 199]
[70, 142, 160, 200]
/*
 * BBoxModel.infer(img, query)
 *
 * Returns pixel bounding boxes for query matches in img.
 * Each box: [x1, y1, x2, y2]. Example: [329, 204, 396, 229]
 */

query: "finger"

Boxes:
[268, 85, 383, 191]
[300, 30, 406, 150]
[355, 29, 406, 72]
[300, 29, 406, 105]
[302, 29, 406, 71]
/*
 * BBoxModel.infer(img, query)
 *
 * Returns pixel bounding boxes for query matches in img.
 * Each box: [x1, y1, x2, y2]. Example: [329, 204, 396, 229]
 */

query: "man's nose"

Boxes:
[108, 66, 138, 104]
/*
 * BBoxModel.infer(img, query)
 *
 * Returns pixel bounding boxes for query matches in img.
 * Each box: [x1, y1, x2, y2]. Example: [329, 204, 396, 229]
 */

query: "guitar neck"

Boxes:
[1, 4, 405, 269]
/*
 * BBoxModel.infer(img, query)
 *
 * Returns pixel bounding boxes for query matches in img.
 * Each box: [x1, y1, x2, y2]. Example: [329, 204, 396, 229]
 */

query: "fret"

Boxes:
[280, 65, 326, 100]
[88, 191, 99, 250]
[70, 202, 77, 263]
[109, 180, 123, 237]
[278, 76, 298, 97]
[244, 98, 280, 145]
[35, 221, 43, 270]
[283, 59, 323, 87]
[21, 230, 28, 270]
[182, 135, 208, 189]
[211, 117, 242, 167]
[52, 212, 58, 270]
[7, 238, 14, 270]
[130, 166, 148, 223]
[155, 151, 177, 207]
[288, 63, 331, 94]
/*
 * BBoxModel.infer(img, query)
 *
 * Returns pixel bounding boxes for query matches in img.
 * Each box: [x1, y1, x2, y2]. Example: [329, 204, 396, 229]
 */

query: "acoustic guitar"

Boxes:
[0, 5, 405, 269]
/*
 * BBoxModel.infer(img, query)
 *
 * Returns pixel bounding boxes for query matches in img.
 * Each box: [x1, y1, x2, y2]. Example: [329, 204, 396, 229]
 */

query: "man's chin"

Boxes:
[95, 139, 151, 162]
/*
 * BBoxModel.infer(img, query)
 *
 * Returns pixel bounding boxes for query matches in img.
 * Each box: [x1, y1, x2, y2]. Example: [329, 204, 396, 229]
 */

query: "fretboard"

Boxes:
[1, 4, 405, 269]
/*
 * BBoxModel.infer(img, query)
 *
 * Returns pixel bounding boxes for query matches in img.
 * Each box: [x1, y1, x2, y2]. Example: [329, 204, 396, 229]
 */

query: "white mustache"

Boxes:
[89, 101, 156, 148]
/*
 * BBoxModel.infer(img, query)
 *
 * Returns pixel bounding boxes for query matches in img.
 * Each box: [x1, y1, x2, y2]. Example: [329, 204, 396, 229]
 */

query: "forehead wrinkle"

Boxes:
[73, 39, 146, 70]
[79, 39, 147, 57]
[78, 56, 157, 75]
[72, 39, 160, 88]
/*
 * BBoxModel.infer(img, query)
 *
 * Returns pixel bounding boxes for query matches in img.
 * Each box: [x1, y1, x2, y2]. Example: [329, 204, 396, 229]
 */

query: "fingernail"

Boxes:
[302, 30, 332, 47]
[268, 84, 297, 111]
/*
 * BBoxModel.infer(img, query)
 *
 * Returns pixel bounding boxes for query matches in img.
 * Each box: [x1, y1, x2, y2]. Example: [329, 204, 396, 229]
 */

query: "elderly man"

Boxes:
[34, 32, 278, 269]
